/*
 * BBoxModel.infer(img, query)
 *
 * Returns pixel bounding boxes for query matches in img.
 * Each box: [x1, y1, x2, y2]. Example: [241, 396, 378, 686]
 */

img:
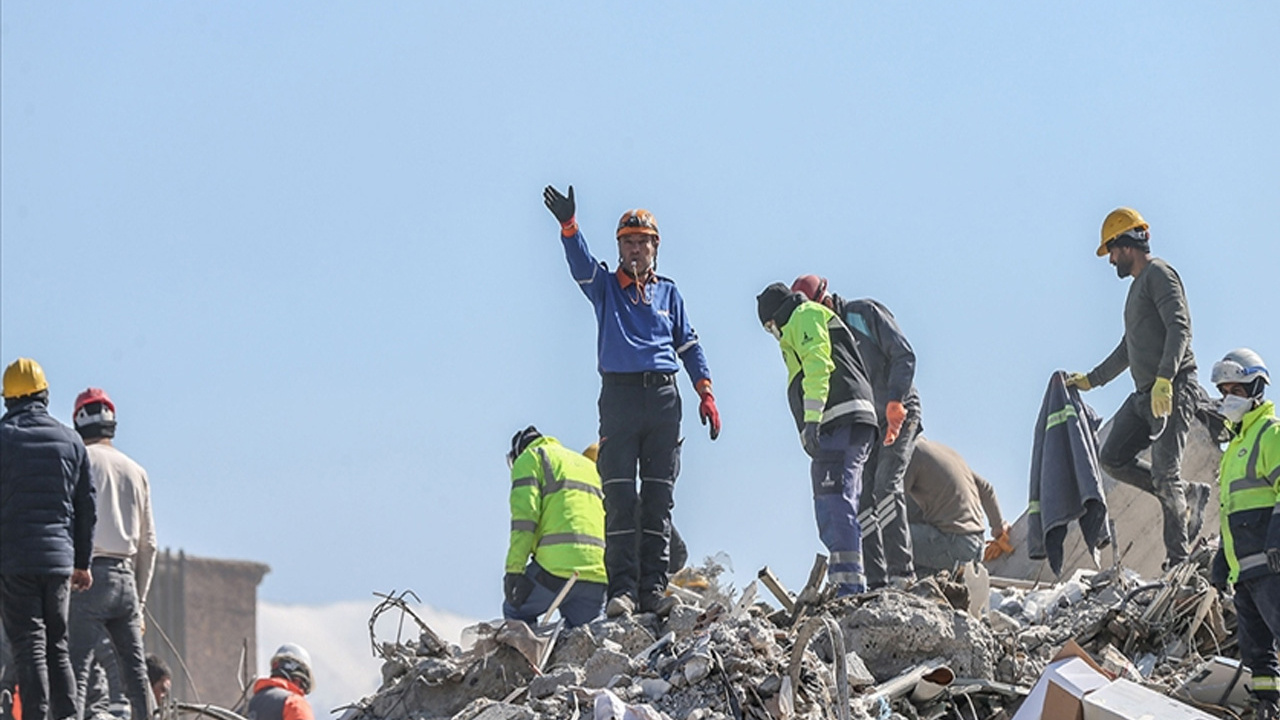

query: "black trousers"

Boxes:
[597, 375, 681, 603]
[1099, 371, 1198, 565]
[0, 573, 77, 720]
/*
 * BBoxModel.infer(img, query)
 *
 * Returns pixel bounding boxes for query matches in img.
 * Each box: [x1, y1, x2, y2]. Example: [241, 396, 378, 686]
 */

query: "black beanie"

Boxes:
[756, 283, 791, 326]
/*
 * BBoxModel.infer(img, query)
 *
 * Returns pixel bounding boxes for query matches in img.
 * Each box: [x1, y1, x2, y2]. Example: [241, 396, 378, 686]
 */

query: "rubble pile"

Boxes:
[338, 552, 1259, 720]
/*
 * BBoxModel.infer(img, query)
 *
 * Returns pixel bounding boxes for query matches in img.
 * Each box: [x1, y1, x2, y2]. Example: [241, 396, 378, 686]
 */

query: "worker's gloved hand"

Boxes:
[504, 572, 535, 607]
[1151, 377, 1174, 418]
[1268, 548, 1280, 575]
[883, 400, 907, 446]
[697, 384, 721, 441]
[543, 185, 576, 225]
[1064, 372, 1092, 391]
[983, 525, 1015, 562]
[801, 422, 821, 458]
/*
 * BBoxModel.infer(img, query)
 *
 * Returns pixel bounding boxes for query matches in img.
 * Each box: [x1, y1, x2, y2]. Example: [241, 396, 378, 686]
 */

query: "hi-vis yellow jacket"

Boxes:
[506, 436, 607, 584]
[1214, 401, 1280, 585]
[777, 299, 878, 432]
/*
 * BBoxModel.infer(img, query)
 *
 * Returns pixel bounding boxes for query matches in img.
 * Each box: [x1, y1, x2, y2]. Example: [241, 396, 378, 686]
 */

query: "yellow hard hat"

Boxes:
[3, 358, 50, 399]
[582, 443, 600, 462]
[1098, 207, 1148, 257]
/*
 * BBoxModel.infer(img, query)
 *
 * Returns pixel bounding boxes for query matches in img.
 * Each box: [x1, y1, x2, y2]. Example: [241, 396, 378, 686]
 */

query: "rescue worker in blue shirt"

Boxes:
[543, 185, 721, 617]
[1208, 348, 1280, 720]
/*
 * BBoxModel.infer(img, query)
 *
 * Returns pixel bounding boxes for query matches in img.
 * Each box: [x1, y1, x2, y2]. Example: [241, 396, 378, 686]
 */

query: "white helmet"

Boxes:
[270, 643, 314, 694]
[1211, 348, 1270, 396]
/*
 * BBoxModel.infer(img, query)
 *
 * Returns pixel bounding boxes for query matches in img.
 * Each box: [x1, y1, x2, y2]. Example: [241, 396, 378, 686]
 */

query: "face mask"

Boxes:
[1217, 395, 1256, 424]
[764, 321, 782, 340]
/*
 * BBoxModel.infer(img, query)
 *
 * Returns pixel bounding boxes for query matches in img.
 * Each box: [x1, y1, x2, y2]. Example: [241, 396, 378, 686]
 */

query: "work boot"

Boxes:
[1186, 482, 1212, 542]
[606, 595, 635, 618]
[886, 575, 915, 591]
[639, 594, 680, 618]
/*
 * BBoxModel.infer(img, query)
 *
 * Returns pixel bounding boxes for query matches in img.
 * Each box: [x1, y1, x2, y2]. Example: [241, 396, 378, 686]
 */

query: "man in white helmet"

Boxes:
[1208, 349, 1280, 719]
[246, 644, 314, 720]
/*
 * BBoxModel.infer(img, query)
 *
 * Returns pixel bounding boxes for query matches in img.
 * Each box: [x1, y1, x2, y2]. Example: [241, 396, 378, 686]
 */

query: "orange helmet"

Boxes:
[616, 209, 659, 239]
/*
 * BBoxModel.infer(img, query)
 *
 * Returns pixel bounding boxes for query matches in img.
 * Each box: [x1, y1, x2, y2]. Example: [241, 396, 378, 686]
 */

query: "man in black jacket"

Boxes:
[1, 358, 96, 720]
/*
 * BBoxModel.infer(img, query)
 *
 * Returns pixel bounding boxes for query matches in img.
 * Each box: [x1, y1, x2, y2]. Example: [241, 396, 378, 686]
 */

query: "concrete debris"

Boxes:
[339, 550, 1262, 720]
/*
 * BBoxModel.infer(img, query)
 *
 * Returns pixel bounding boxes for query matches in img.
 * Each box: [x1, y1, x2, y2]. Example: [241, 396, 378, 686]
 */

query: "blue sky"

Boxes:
[3, 3, 1277, 618]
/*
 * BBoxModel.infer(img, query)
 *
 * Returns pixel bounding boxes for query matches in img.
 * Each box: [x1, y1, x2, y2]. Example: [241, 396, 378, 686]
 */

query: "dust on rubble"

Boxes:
[330, 548, 1251, 720]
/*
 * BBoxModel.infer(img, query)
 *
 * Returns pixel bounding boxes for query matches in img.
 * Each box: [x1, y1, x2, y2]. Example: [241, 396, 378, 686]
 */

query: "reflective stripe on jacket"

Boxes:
[506, 436, 607, 584]
[777, 300, 877, 432]
[1216, 401, 1280, 585]
[560, 228, 711, 385]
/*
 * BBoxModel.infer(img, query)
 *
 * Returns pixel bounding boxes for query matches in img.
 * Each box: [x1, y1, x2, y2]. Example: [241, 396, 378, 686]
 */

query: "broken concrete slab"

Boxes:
[450, 699, 536, 720]
[583, 644, 632, 689]
[528, 666, 582, 700]
[836, 590, 997, 682]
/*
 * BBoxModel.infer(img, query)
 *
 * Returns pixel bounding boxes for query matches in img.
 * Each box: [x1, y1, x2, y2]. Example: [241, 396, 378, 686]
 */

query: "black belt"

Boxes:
[92, 556, 129, 566]
[535, 566, 569, 592]
[603, 371, 675, 387]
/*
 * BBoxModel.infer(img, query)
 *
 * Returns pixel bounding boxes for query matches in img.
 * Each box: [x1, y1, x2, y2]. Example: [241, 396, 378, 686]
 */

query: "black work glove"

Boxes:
[1269, 548, 1280, 575]
[801, 422, 821, 458]
[543, 185, 575, 224]
[504, 572, 535, 607]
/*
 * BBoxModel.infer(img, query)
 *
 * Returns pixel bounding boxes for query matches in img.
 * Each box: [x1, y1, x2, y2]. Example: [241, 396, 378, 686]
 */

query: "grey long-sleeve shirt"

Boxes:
[1086, 257, 1195, 392]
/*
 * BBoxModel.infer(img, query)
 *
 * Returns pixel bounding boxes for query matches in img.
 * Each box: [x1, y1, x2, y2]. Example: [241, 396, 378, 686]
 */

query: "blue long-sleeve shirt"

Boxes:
[560, 228, 711, 386]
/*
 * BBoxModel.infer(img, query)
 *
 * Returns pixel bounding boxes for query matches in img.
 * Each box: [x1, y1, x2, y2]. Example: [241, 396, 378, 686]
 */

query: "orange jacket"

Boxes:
[248, 677, 313, 720]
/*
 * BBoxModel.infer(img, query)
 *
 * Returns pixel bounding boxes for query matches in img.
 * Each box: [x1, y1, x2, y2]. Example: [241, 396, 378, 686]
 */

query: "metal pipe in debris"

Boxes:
[865, 659, 949, 704]
[758, 566, 796, 613]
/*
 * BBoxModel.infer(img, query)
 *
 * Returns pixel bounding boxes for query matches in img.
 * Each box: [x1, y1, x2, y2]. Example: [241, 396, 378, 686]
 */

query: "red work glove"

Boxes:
[883, 400, 907, 446]
[697, 381, 721, 441]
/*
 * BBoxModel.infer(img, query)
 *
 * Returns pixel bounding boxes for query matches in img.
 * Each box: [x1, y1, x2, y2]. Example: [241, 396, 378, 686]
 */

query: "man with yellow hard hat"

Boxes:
[1065, 208, 1210, 569]
[1, 358, 97, 720]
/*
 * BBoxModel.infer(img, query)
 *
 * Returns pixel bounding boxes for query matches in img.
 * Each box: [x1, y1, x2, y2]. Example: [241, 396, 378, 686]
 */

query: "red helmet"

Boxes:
[790, 275, 829, 304]
[616, 209, 660, 239]
[74, 387, 116, 430]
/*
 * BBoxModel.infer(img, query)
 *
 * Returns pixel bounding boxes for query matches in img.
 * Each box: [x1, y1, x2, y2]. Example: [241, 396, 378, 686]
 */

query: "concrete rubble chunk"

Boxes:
[838, 590, 996, 682]
[450, 699, 536, 720]
[664, 604, 703, 638]
[346, 549, 1249, 720]
[547, 624, 602, 668]
[528, 666, 583, 699]
[639, 677, 671, 701]
[584, 644, 633, 689]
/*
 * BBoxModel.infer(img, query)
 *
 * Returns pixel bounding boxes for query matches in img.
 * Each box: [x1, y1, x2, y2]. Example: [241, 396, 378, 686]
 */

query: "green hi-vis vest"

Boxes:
[1218, 401, 1280, 584]
[506, 436, 607, 584]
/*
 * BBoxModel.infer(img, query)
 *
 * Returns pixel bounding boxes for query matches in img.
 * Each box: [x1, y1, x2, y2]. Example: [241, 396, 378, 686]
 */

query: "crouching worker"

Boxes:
[1208, 349, 1280, 720]
[903, 438, 1010, 577]
[246, 644, 314, 720]
[503, 427, 608, 627]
